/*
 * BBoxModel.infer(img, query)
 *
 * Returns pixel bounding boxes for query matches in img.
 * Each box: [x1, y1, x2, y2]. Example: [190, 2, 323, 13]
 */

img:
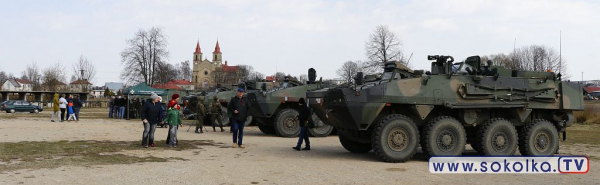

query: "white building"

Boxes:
[2, 78, 33, 91]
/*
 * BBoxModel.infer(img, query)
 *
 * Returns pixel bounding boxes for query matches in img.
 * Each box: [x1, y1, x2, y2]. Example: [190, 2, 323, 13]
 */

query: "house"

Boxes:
[41, 80, 68, 92]
[2, 78, 33, 91]
[90, 86, 106, 98]
[70, 79, 93, 92]
[265, 76, 275, 82]
[168, 79, 194, 91]
[105, 82, 124, 94]
[152, 84, 181, 91]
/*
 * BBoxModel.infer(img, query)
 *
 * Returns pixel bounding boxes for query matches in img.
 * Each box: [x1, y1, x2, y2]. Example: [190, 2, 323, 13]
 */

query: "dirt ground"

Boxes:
[0, 109, 599, 185]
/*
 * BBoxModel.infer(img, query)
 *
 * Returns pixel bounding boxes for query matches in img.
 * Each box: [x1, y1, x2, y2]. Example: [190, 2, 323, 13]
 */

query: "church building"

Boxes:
[192, 40, 239, 89]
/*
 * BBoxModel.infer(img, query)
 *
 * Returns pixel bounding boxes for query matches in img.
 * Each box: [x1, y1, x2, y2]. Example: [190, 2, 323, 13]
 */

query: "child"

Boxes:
[67, 101, 77, 121]
[165, 94, 181, 148]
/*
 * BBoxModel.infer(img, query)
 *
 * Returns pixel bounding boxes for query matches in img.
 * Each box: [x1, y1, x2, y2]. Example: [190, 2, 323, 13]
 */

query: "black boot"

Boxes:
[199, 127, 204, 133]
[221, 127, 225, 132]
[213, 127, 216, 132]
[195, 128, 200, 133]
[302, 146, 311, 150]
[292, 146, 301, 151]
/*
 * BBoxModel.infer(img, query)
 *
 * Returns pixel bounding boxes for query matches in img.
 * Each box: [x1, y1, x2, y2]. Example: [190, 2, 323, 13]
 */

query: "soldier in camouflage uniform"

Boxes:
[195, 97, 206, 133]
[210, 96, 225, 132]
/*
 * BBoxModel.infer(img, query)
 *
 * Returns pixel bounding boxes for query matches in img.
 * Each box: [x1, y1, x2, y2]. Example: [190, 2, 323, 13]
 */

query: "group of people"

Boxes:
[51, 93, 83, 122]
[138, 88, 312, 151]
[108, 96, 128, 119]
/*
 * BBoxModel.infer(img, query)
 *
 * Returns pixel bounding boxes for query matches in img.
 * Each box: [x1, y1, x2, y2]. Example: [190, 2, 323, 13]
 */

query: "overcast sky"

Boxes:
[1, 0, 598, 85]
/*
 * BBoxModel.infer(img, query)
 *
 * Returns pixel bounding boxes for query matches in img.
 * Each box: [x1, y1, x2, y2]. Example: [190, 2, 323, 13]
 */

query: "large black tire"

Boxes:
[274, 108, 300, 137]
[518, 119, 559, 156]
[477, 118, 518, 156]
[258, 124, 276, 134]
[309, 113, 334, 137]
[372, 114, 419, 163]
[244, 116, 253, 126]
[339, 134, 372, 153]
[422, 116, 466, 156]
[220, 107, 230, 126]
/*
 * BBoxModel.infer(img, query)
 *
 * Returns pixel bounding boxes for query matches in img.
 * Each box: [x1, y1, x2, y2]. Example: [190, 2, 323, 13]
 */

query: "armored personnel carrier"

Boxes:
[246, 69, 335, 137]
[307, 55, 583, 163]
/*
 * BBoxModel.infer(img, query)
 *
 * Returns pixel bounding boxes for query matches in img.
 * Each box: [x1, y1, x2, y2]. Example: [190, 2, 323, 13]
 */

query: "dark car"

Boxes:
[1, 100, 43, 113]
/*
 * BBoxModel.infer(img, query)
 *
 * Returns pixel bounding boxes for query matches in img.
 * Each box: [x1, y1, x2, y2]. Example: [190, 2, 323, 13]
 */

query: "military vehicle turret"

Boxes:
[246, 69, 335, 137]
[307, 55, 583, 163]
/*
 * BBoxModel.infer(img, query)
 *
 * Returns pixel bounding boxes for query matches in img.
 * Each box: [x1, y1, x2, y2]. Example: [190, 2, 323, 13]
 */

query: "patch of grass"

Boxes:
[0, 140, 215, 172]
[564, 124, 600, 145]
[574, 103, 600, 124]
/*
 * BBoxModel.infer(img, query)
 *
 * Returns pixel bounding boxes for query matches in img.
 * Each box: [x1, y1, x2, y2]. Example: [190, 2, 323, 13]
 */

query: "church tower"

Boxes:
[192, 41, 202, 84]
[213, 40, 222, 65]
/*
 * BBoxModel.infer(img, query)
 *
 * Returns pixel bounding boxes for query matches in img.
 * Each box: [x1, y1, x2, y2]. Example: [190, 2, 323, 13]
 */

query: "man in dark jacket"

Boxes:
[228, 88, 251, 148]
[293, 98, 311, 151]
[140, 93, 163, 148]
[73, 95, 83, 121]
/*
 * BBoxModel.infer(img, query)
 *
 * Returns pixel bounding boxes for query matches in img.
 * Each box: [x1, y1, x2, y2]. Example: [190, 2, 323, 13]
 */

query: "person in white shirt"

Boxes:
[58, 94, 68, 122]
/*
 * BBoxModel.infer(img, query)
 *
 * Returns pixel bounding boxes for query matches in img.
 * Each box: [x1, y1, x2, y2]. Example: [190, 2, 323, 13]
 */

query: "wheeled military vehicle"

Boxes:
[307, 55, 583, 163]
[246, 69, 335, 137]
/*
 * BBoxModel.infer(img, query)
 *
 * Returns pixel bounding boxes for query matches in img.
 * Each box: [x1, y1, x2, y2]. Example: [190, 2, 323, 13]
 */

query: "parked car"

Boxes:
[1, 100, 43, 113]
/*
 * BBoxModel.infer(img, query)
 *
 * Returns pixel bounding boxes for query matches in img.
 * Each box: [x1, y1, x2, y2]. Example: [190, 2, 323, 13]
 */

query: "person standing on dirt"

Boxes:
[118, 96, 126, 119]
[165, 95, 182, 148]
[59, 94, 68, 122]
[292, 98, 311, 151]
[109, 96, 115, 118]
[228, 88, 251, 148]
[140, 93, 163, 148]
[73, 95, 83, 121]
[195, 97, 206, 133]
[210, 96, 225, 132]
[51, 93, 60, 122]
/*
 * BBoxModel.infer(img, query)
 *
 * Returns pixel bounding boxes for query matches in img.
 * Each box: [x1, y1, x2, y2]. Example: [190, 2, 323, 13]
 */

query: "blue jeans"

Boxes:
[168, 125, 178, 146]
[112, 106, 119, 118]
[119, 106, 125, 119]
[74, 108, 80, 120]
[232, 119, 245, 145]
[109, 105, 114, 118]
[296, 126, 310, 148]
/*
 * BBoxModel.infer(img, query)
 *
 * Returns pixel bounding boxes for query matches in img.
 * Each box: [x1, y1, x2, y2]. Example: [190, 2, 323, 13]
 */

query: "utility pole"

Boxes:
[559, 30, 562, 75]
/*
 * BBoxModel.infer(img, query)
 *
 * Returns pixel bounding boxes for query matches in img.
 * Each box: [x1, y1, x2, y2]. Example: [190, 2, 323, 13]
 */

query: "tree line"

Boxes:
[0, 55, 97, 92]
[337, 25, 571, 83]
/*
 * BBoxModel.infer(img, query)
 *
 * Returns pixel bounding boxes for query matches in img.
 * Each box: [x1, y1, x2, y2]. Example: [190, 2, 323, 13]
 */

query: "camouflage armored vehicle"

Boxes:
[307, 55, 583, 163]
[183, 82, 272, 126]
[247, 69, 335, 137]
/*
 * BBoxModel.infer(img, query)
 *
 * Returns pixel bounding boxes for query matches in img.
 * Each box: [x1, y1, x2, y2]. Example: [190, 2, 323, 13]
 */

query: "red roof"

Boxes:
[194, 41, 202, 54]
[15, 78, 32, 84]
[70, 79, 92, 85]
[585, 86, 600, 93]
[221, 62, 238, 72]
[265, 76, 274, 82]
[168, 79, 193, 85]
[152, 84, 181, 90]
[214, 40, 221, 53]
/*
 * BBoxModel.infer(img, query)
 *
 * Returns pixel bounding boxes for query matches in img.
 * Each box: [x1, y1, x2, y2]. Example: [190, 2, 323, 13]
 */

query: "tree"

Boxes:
[484, 45, 568, 79]
[299, 74, 308, 83]
[42, 62, 67, 92]
[120, 27, 169, 86]
[155, 61, 179, 84]
[104, 87, 112, 98]
[273, 72, 286, 81]
[249, 71, 265, 81]
[238, 65, 254, 82]
[177, 60, 192, 81]
[365, 25, 405, 69]
[336, 60, 378, 84]
[0, 71, 7, 85]
[72, 55, 97, 84]
[22, 62, 42, 90]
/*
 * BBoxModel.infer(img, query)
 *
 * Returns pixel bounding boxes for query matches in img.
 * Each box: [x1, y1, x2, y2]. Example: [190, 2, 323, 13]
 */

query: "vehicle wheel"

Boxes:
[244, 116, 253, 126]
[422, 116, 466, 156]
[372, 114, 419, 163]
[258, 124, 276, 134]
[9, 109, 15, 113]
[33, 109, 39, 113]
[309, 113, 334, 137]
[339, 133, 372, 153]
[477, 118, 518, 156]
[273, 108, 300, 137]
[518, 119, 559, 156]
[220, 107, 230, 126]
